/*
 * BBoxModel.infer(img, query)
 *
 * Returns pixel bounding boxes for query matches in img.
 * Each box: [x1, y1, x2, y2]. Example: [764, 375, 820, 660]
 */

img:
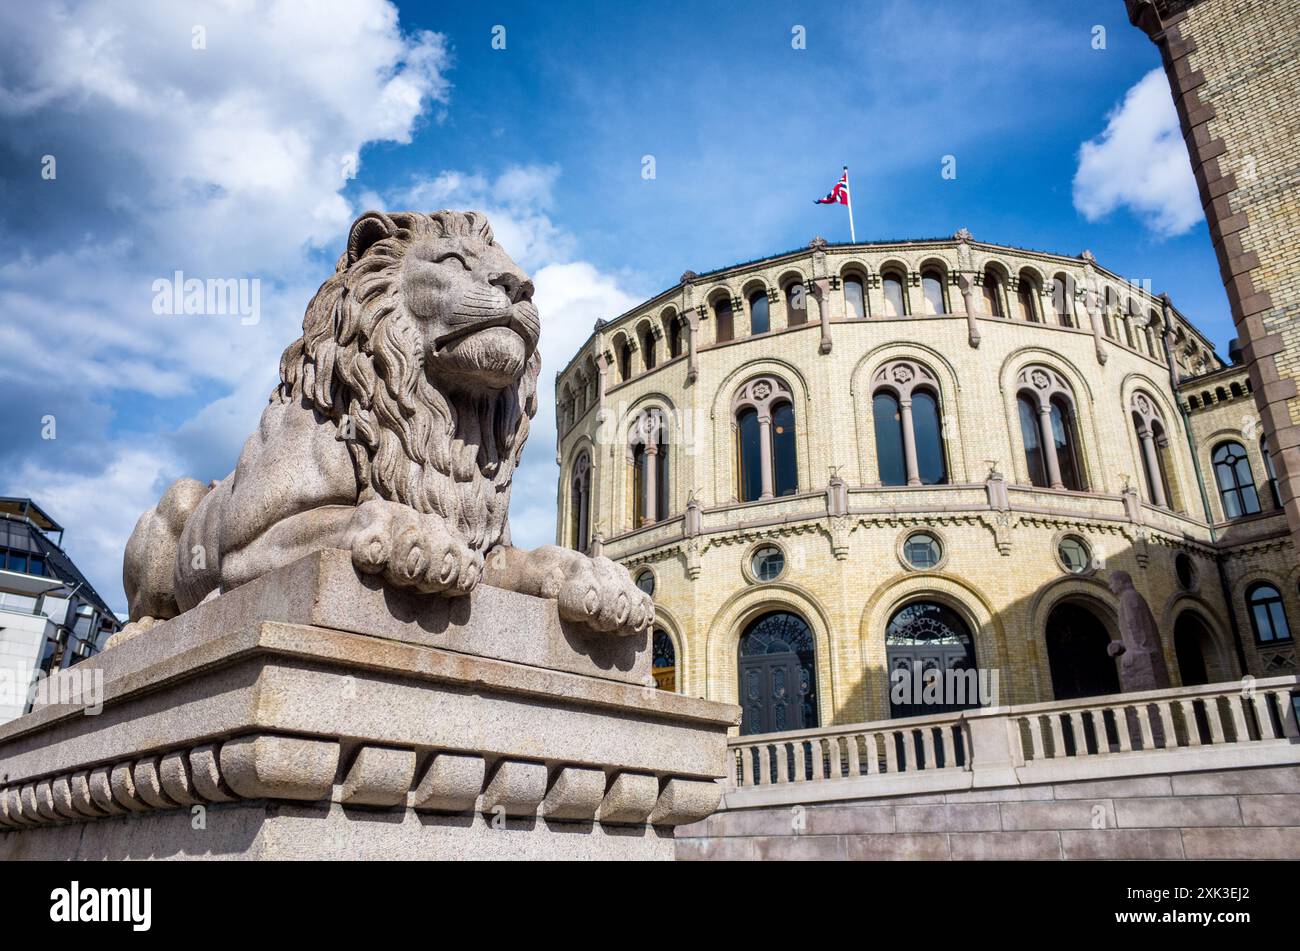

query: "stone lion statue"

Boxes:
[113, 210, 651, 646]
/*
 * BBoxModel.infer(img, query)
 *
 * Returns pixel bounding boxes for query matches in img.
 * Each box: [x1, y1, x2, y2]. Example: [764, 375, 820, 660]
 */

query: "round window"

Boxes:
[751, 545, 785, 582]
[634, 569, 655, 596]
[1175, 553, 1196, 590]
[1058, 536, 1091, 574]
[903, 532, 942, 569]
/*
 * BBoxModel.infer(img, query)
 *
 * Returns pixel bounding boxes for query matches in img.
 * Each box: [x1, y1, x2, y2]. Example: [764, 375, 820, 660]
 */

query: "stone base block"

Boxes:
[0, 550, 739, 861]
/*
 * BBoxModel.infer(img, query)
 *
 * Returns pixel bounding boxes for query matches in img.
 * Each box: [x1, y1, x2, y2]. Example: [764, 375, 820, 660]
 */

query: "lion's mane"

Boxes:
[276, 211, 540, 553]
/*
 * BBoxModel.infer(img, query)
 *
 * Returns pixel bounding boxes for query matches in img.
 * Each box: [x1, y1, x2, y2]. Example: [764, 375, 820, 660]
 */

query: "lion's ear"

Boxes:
[347, 211, 398, 266]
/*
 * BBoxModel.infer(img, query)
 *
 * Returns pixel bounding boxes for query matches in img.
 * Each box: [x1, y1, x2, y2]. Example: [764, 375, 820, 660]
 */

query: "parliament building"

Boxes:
[552, 232, 1298, 735]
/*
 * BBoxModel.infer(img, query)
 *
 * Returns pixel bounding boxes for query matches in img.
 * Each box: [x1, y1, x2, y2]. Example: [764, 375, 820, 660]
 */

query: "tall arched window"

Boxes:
[1246, 583, 1292, 643]
[714, 295, 734, 343]
[1017, 273, 1040, 322]
[667, 314, 683, 357]
[1212, 441, 1261, 518]
[873, 392, 907, 487]
[870, 361, 948, 486]
[629, 411, 668, 527]
[738, 611, 818, 734]
[652, 629, 677, 691]
[921, 268, 947, 315]
[1051, 273, 1075, 328]
[843, 275, 866, 320]
[1016, 367, 1087, 491]
[734, 376, 797, 502]
[784, 280, 807, 325]
[1018, 394, 1048, 488]
[1046, 602, 1120, 700]
[617, 337, 633, 380]
[569, 452, 591, 552]
[882, 270, 907, 317]
[639, 324, 656, 370]
[1262, 436, 1282, 509]
[749, 290, 770, 334]
[1131, 393, 1173, 508]
[981, 268, 1004, 317]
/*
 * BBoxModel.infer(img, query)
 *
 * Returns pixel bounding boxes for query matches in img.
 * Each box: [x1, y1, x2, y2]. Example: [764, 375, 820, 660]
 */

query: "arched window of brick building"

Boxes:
[1130, 392, 1175, 509]
[1212, 441, 1261, 518]
[882, 269, 908, 317]
[749, 289, 771, 334]
[569, 452, 591, 552]
[733, 376, 797, 502]
[628, 410, 668, 527]
[1016, 367, 1086, 491]
[870, 361, 948, 487]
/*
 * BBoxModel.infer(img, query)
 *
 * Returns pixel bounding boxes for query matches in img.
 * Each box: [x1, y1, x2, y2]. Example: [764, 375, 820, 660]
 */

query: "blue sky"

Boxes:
[0, 0, 1224, 617]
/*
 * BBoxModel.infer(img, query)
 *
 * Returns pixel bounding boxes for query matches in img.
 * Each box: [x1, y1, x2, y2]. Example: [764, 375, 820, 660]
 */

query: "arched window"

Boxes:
[736, 408, 762, 503]
[1016, 367, 1087, 491]
[921, 268, 947, 315]
[639, 324, 656, 370]
[886, 601, 978, 718]
[784, 280, 807, 325]
[1131, 394, 1173, 508]
[1174, 613, 1214, 686]
[738, 611, 818, 734]
[981, 268, 1004, 317]
[667, 314, 683, 357]
[617, 337, 633, 380]
[714, 295, 734, 343]
[1262, 436, 1282, 509]
[569, 453, 591, 552]
[873, 391, 907, 487]
[1212, 441, 1261, 518]
[882, 270, 907, 317]
[628, 412, 668, 527]
[734, 376, 797, 501]
[1017, 273, 1040, 322]
[749, 290, 770, 335]
[652, 628, 677, 691]
[870, 361, 948, 486]
[1018, 394, 1048, 488]
[1246, 583, 1291, 643]
[843, 274, 866, 320]
[1051, 273, 1075, 328]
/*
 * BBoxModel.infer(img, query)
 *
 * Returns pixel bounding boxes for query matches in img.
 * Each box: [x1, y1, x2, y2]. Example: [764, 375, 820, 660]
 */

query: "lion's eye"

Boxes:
[433, 251, 471, 270]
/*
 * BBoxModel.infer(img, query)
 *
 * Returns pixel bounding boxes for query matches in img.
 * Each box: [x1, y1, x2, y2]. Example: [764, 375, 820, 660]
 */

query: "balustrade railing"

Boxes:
[727, 677, 1299, 791]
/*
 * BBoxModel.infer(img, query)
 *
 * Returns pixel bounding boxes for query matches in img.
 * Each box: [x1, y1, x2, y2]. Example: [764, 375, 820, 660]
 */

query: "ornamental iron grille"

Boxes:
[885, 601, 978, 718]
[738, 611, 817, 735]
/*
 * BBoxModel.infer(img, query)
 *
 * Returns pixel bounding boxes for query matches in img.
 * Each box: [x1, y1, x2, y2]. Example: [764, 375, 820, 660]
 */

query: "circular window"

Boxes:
[634, 569, 655, 596]
[1175, 553, 1197, 591]
[902, 532, 942, 570]
[750, 545, 785, 582]
[1058, 536, 1092, 574]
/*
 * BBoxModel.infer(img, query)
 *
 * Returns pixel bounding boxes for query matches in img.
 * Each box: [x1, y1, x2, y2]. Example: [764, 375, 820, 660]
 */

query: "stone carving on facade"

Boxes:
[1107, 570, 1172, 691]
[116, 211, 653, 647]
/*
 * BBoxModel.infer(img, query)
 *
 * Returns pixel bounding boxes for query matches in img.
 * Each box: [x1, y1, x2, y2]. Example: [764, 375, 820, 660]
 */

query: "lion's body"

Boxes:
[119, 210, 651, 643]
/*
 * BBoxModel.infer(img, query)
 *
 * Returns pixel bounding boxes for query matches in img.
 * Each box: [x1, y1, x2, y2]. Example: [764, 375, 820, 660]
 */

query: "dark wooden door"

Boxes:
[739, 649, 805, 735]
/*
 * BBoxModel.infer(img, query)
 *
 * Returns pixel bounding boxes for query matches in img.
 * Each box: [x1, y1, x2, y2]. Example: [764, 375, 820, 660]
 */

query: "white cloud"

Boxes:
[1072, 69, 1203, 238]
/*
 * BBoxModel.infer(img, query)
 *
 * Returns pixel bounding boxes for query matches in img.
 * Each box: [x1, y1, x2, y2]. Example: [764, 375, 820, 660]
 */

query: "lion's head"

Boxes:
[277, 210, 542, 553]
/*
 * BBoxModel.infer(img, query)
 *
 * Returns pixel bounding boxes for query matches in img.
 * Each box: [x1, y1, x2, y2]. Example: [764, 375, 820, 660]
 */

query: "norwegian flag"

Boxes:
[815, 170, 850, 205]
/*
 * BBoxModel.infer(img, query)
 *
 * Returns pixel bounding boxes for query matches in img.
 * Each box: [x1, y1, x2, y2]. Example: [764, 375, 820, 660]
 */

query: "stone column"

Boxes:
[642, 443, 658, 525]
[899, 398, 921, 486]
[1137, 425, 1168, 508]
[1081, 256, 1109, 366]
[577, 475, 590, 551]
[958, 274, 981, 348]
[812, 280, 832, 354]
[685, 310, 700, 384]
[758, 412, 775, 499]
[1037, 404, 1064, 490]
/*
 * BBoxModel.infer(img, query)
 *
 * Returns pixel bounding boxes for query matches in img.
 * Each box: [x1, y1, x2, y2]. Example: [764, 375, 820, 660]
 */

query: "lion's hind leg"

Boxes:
[120, 477, 210, 638]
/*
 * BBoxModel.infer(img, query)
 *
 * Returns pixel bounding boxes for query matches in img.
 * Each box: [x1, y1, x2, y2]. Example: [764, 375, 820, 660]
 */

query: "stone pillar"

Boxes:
[899, 398, 921, 486]
[812, 279, 832, 354]
[1138, 425, 1168, 508]
[1037, 404, 1064, 490]
[1081, 257, 1109, 366]
[958, 274, 981, 348]
[642, 443, 658, 525]
[758, 413, 775, 499]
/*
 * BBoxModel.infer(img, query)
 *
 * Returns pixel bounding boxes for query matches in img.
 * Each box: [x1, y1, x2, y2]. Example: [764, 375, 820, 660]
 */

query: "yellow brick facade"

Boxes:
[554, 236, 1298, 729]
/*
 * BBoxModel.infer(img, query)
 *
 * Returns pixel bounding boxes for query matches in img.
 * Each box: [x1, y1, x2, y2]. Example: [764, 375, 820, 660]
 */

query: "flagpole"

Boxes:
[843, 165, 856, 243]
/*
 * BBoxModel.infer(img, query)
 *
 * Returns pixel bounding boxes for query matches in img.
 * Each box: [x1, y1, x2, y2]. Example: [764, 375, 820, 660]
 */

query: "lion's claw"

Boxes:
[348, 499, 482, 596]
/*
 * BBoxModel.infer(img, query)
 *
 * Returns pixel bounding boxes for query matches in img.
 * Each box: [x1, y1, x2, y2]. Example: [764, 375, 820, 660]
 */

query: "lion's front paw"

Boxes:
[105, 616, 160, 650]
[348, 499, 482, 596]
[553, 555, 654, 637]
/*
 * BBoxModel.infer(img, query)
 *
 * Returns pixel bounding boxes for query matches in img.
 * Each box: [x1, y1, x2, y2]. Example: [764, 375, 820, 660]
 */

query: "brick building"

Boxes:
[553, 235, 1297, 731]
[1127, 0, 1300, 555]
